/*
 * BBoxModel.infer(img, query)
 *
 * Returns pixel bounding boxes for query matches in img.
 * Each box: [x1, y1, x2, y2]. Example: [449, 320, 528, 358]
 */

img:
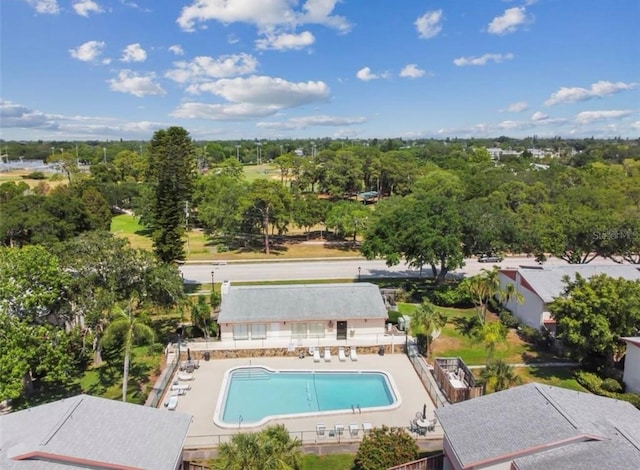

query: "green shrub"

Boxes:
[429, 283, 473, 307]
[601, 378, 623, 393]
[575, 371, 603, 391]
[24, 171, 47, 180]
[387, 310, 402, 325]
[499, 311, 521, 329]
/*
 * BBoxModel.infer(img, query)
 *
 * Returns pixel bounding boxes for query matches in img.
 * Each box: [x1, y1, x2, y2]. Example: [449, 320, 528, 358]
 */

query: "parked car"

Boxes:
[166, 395, 178, 410]
[477, 254, 504, 263]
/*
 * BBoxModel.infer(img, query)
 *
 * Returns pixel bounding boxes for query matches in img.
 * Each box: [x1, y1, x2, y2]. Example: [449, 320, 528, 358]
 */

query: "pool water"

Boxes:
[218, 367, 397, 425]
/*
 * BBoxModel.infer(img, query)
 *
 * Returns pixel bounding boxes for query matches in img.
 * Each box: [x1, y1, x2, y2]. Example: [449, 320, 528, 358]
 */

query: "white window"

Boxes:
[251, 324, 267, 339]
[232, 324, 249, 340]
[291, 322, 307, 339]
[308, 322, 325, 338]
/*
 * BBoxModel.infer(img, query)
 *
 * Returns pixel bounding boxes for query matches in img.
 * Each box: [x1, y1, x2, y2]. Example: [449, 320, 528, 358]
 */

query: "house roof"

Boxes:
[622, 337, 640, 348]
[217, 282, 388, 323]
[513, 265, 640, 303]
[435, 383, 640, 470]
[0, 394, 192, 469]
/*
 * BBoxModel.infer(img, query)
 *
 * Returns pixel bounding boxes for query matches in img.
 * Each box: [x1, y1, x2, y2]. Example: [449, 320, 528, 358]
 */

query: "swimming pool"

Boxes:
[214, 366, 400, 427]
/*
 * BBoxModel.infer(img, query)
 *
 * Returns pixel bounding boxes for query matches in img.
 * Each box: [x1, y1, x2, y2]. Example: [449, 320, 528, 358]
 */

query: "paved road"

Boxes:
[180, 255, 590, 285]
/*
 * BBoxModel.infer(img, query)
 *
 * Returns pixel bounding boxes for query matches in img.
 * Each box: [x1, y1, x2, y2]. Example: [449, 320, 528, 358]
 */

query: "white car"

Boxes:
[477, 254, 503, 263]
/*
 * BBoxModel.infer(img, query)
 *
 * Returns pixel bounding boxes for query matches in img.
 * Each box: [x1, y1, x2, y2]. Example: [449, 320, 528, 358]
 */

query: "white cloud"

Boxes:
[0, 100, 57, 129]
[257, 115, 366, 130]
[574, 110, 632, 124]
[23, 0, 59, 14]
[69, 40, 107, 62]
[545, 80, 637, 106]
[72, 0, 103, 16]
[165, 54, 258, 83]
[227, 34, 240, 44]
[255, 31, 315, 51]
[531, 111, 548, 121]
[415, 9, 443, 39]
[502, 101, 528, 112]
[121, 43, 147, 62]
[177, 0, 350, 33]
[453, 53, 514, 66]
[631, 121, 640, 130]
[399, 64, 426, 79]
[169, 45, 184, 56]
[174, 75, 330, 120]
[188, 75, 329, 105]
[487, 7, 531, 35]
[108, 70, 166, 97]
[356, 67, 379, 81]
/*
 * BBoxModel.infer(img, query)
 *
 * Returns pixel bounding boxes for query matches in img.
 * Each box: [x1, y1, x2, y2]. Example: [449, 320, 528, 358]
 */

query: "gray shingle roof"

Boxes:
[435, 383, 640, 469]
[0, 394, 192, 469]
[217, 282, 388, 323]
[518, 265, 640, 303]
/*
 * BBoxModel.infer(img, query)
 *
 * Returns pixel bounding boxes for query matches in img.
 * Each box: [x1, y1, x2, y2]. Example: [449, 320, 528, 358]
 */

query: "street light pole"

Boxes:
[358, 266, 361, 281]
[103, 147, 107, 164]
[211, 271, 215, 291]
[236, 145, 240, 161]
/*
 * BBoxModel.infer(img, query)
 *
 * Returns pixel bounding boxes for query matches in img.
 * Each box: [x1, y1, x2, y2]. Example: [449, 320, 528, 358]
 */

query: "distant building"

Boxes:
[217, 282, 388, 343]
[0, 394, 192, 469]
[485, 147, 521, 160]
[498, 264, 640, 329]
[622, 337, 640, 394]
[436, 382, 640, 470]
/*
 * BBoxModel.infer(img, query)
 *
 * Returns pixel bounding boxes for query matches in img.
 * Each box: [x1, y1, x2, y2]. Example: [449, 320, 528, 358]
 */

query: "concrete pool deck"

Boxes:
[163, 352, 442, 449]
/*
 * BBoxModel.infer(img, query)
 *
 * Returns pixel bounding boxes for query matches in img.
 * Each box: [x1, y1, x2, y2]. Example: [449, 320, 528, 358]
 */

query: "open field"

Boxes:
[0, 169, 67, 189]
[110, 214, 362, 260]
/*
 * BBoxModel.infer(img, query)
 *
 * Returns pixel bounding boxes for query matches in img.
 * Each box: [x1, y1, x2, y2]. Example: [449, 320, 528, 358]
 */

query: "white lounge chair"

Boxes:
[313, 348, 321, 362]
[338, 347, 347, 362]
[316, 423, 326, 438]
[166, 395, 178, 410]
[334, 424, 344, 436]
[324, 347, 331, 362]
[177, 372, 194, 381]
[350, 346, 358, 361]
[349, 423, 360, 437]
[171, 383, 191, 392]
[362, 422, 372, 435]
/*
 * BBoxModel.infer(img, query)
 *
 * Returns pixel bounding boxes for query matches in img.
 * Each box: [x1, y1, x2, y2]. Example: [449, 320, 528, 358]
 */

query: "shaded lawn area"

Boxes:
[301, 454, 355, 470]
[397, 303, 560, 366]
[516, 366, 586, 392]
[110, 214, 362, 260]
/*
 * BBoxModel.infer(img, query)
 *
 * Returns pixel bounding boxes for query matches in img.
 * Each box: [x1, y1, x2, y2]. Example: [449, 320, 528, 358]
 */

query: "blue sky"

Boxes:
[1, 0, 639, 141]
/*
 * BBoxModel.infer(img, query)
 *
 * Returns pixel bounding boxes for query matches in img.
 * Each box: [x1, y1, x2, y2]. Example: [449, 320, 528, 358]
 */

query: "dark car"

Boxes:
[477, 254, 504, 263]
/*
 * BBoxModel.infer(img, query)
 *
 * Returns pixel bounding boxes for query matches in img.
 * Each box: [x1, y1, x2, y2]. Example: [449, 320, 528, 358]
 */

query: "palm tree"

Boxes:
[476, 320, 507, 363]
[213, 425, 301, 470]
[411, 301, 447, 358]
[101, 304, 155, 402]
[500, 282, 525, 306]
[465, 267, 516, 324]
[481, 359, 520, 392]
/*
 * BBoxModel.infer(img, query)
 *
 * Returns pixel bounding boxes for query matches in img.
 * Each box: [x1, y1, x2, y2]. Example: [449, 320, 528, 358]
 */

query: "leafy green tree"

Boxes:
[410, 301, 447, 357]
[146, 127, 197, 263]
[194, 174, 249, 240]
[325, 201, 370, 245]
[0, 313, 77, 400]
[476, 321, 508, 363]
[0, 181, 29, 203]
[191, 295, 215, 338]
[461, 267, 501, 324]
[113, 149, 147, 182]
[354, 425, 419, 470]
[0, 245, 71, 325]
[101, 304, 155, 402]
[550, 274, 640, 369]
[245, 179, 292, 254]
[291, 193, 329, 239]
[212, 425, 302, 470]
[480, 359, 520, 393]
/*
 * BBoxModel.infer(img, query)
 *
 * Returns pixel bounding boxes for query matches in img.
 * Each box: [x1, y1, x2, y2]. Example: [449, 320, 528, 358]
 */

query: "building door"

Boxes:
[336, 321, 347, 340]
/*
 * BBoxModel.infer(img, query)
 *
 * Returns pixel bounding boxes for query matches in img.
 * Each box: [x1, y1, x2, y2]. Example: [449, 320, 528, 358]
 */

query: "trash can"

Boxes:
[378, 346, 385, 356]
[203, 351, 211, 361]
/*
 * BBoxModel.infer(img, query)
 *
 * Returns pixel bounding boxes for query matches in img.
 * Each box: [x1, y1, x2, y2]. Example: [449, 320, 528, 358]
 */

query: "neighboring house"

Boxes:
[0, 394, 192, 469]
[485, 147, 521, 160]
[498, 265, 640, 329]
[217, 282, 388, 342]
[622, 337, 640, 394]
[435, 382, 640, 470]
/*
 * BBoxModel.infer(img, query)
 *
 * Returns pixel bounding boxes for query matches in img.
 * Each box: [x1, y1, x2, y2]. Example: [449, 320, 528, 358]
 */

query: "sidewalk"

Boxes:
[466, 361, 579, 370]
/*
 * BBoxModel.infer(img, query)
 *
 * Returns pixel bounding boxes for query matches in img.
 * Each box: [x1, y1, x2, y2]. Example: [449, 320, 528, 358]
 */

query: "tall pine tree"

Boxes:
[147, 127, 196, 263]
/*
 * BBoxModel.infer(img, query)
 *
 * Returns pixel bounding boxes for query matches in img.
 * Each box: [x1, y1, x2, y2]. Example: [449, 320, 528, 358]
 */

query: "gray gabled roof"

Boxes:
[0, 394, 192, 469]
[517, 265, 640, 303]
[435, 383, 640, 470]
[217, 282, 388, 323]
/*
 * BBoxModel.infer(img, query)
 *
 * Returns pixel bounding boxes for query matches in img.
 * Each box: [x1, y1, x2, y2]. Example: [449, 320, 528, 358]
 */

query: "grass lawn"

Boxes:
[301, 454, 355, 470]
[397, 302, 559, 366]
[516, 366, 586, 392]
[110, 214, 362, 260]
